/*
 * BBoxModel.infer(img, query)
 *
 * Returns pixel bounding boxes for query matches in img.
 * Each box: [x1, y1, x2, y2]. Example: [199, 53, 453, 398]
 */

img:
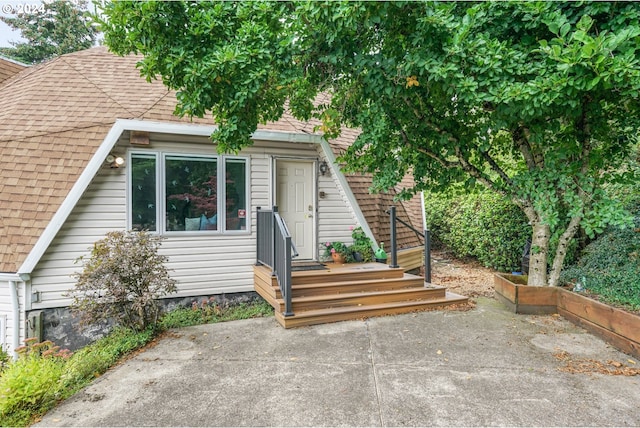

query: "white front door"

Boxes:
[276, 159, 315, 260]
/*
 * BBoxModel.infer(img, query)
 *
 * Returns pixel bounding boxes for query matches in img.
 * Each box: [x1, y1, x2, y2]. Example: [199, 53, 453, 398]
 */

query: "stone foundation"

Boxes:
[28, 291, 261, 351]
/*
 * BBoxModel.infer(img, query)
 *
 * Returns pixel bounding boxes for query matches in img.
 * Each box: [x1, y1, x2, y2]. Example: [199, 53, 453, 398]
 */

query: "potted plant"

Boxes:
[348, 226, 374, 262]
[323, 241, 352, 264]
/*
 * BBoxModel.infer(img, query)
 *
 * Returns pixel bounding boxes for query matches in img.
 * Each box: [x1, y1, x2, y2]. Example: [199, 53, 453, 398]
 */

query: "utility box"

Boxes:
[27, 311, 44, 342]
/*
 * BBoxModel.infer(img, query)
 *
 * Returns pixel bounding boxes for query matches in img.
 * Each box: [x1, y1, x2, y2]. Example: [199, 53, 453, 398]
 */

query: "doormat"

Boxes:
[291, 262, 327, 272]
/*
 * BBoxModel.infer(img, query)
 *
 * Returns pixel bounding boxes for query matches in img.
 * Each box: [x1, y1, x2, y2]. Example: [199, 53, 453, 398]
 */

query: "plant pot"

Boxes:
[352, 252, 363, 262]
[375, 258, 387, 263]
[331, 253, 346, 264]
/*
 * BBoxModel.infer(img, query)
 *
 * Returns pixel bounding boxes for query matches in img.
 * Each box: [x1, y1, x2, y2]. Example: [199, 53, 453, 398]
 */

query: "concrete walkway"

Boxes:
[37, 298, 640, 427]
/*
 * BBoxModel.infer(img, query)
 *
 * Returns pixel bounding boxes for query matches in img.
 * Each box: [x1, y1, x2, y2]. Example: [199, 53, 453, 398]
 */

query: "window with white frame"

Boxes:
[130, 152, 248, 233]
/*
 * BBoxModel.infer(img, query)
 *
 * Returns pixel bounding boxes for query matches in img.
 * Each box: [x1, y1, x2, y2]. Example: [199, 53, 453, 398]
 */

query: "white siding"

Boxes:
[316, 151, 358, 255]
[0, 280, 25, 355]
[0, 283, 10, 352]
[29, 133, 357, 308]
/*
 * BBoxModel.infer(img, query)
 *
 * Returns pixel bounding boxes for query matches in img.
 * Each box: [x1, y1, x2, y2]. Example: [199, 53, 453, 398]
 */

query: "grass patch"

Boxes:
[0, 299, 273, 427]
[160, 298, 274, 329]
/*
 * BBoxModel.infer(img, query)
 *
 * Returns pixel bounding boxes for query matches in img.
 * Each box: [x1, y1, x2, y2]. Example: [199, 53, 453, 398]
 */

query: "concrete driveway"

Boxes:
[36, 298, 640, 427]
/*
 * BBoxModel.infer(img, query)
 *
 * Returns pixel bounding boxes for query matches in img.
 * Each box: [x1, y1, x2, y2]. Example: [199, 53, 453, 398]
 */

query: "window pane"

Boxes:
[165, 156, 218, 231]
[225, 159, 247, 231]
[131, 154, 157, 231]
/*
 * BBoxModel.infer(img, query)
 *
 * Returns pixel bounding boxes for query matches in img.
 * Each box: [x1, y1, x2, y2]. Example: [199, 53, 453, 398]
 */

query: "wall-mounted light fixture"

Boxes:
[319, 161, 329, 176]
[106, 154, 125, 168]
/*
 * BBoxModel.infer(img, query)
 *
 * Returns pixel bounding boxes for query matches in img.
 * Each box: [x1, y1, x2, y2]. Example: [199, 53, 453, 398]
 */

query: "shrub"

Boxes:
[560, 214, 640, 310]
[0, 339, 72, 426]
[425, 191, 531, 272]
[69, 230, 177, 332]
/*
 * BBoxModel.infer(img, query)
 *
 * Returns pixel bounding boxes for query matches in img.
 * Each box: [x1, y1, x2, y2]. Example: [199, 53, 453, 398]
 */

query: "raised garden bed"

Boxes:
[493, 273, 558, 314]
[494, 273, 640, 359]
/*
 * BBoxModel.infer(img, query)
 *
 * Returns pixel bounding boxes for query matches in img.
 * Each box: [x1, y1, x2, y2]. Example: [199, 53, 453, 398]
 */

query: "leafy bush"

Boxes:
[69, 231, 177, 331]
[560, 214, 640, 310]
[425, 191, 531, 271]
[0, 339, 72, 426]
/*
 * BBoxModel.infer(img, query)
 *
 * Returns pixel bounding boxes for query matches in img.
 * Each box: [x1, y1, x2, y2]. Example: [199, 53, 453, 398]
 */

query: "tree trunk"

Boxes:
[527, 223, 550, 286]
[548, 216, 582, 287]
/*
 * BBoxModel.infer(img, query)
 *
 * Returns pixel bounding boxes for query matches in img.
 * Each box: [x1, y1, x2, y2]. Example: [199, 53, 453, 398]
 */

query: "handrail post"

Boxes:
[389, 206, 399, 268]
[424, 229, 432, 283]
[255, 206, 261, 266]
[283, 235, 293, 317]
[272, 206, 278, 276]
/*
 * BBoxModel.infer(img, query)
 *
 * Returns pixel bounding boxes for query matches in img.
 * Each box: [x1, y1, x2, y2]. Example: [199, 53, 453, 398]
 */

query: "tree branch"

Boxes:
[480, 150, 514, 188]
[513, 126, 538, 170]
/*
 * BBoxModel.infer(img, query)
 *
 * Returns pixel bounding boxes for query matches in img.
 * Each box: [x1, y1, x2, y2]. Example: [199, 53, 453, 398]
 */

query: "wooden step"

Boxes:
[274, 292, 469, 328]
[291, 263, 405, 285]
[274, 286, 447, 312]
[254, 264, 414, 299]
[288, 275, 426, 298]
[253, 263, 469, 329]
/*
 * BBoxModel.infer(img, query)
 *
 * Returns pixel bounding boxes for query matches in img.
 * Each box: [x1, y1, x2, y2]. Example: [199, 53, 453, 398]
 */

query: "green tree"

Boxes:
[98, 1, 640, 286]
[0, 0, 98, 64]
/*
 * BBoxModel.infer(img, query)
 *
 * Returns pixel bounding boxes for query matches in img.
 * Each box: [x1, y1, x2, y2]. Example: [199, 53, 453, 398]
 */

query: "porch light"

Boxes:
[319, 161, 328, 176]
[106, 154, 125, 168]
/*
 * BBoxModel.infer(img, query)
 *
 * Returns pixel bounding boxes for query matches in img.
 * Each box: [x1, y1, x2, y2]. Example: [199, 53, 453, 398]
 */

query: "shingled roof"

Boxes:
[0, 46, 422, 273]
[0, 56, 27, 86]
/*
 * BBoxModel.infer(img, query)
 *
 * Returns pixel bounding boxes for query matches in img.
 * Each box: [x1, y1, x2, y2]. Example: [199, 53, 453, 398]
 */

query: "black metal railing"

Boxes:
[256, 207, 274, 268]
[256, 206, 294, 316]
[387, 206, 432, 283]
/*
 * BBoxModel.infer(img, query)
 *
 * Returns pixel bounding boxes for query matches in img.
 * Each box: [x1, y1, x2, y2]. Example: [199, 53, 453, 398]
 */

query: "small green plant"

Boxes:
[348, 226, 374, 262]
[0, 338, 72, 426]
[68, 230, 178, 332]
[323, 241, 353, 262]
[160, 299, 274, 329]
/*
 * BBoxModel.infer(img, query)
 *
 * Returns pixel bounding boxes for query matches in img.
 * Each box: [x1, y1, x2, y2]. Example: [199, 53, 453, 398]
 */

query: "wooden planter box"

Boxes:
[494, 273, 640, 358]
[493, 273, 558, 315]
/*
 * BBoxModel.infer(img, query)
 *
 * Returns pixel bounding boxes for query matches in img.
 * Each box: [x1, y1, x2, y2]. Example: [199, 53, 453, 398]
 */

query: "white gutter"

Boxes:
[318, 139, 379, 250]
[117, 119, 325, 144]
[17, 118, 326, 276]
[8, 280, 20, 359]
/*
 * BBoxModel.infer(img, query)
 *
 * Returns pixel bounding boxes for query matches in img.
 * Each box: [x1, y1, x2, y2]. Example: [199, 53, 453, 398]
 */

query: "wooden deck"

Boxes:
[254, 262, 468, 328]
